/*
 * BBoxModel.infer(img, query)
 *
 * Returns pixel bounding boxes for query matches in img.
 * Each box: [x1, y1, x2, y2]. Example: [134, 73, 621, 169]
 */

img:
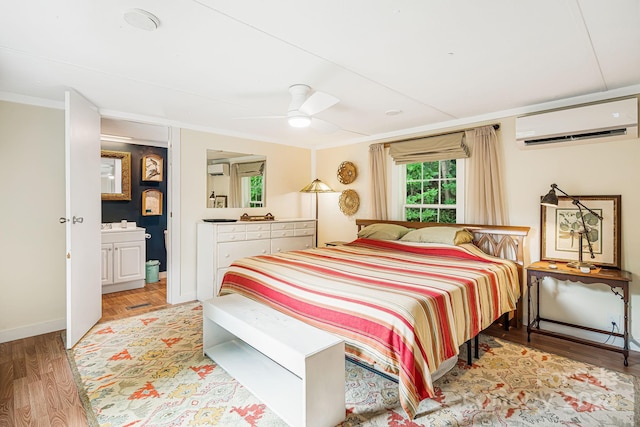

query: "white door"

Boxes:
[65, 90, 102, 349]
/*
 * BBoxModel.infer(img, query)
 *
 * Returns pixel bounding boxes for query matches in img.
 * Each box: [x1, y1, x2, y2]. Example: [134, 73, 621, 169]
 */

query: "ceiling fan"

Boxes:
[238, 84, 340, 132]
[286, 84, 339, 129]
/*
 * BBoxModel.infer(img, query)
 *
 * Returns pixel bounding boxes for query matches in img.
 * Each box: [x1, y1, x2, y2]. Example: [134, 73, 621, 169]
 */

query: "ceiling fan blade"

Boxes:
[232, 115, 286, 120]
[299, 91, 339, 116]
[310, 117, 339, 133]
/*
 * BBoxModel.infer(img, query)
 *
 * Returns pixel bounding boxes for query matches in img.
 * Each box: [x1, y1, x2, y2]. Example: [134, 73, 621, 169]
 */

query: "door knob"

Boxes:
[59, 217, 69, 223]
[73, 216, 84, 224]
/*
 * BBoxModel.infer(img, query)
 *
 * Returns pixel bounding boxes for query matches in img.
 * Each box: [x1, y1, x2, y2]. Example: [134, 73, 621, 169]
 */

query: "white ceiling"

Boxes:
[2, 0, 640, 148]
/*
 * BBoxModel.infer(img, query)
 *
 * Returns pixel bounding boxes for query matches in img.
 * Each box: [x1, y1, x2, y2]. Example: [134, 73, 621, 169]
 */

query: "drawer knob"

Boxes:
[225, 254, 229, 258]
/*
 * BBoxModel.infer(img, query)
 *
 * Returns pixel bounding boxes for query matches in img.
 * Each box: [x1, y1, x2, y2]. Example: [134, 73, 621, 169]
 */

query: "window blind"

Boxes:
[235, 161, 265, 177]
[388, 132, 469, 164]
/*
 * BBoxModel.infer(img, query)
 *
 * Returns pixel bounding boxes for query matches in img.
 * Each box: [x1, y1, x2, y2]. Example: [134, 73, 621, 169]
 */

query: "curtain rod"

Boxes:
[381, 123, 500, 148]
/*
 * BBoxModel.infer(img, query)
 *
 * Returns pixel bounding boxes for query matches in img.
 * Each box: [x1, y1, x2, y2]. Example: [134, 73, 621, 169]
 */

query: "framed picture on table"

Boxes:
[540, 195, 621, 268]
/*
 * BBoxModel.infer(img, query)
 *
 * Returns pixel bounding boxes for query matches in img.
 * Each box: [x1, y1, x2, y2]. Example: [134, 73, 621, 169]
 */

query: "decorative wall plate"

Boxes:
[339, 189, 360, 216]
[337, 161, 357, 184]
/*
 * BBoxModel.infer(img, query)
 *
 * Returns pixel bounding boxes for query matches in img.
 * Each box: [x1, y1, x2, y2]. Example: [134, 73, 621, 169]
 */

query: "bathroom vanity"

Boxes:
[101, 223, 146, 294]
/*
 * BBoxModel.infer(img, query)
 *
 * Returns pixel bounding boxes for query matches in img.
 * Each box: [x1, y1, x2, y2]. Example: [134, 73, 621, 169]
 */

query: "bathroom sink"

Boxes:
[101, 226, 145, 232]
[101, 222, 145, 232]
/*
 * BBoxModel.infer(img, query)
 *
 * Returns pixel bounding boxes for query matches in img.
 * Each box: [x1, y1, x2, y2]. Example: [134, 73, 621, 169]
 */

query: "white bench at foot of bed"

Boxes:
[203, 294, 345, 427]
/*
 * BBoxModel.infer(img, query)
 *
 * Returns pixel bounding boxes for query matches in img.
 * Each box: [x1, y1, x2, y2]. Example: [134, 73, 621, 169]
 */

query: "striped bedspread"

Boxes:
[219, 238, 520, 418]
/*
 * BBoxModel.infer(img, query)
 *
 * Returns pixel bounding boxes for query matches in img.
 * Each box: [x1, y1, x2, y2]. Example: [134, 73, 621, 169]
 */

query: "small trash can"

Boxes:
[145, 260, 160, 284]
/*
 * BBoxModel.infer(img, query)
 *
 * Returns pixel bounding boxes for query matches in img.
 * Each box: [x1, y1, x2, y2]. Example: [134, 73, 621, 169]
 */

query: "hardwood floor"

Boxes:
[1, 281, 638, 426]
[100, 278, 169, 323]
[0, 279, 168, 427]
[484, 324, 640, 376]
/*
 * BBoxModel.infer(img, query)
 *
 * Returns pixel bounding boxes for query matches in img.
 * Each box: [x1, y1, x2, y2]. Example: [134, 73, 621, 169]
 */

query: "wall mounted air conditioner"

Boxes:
[207, 163, 229, 176]
[516, 98, 638, 147]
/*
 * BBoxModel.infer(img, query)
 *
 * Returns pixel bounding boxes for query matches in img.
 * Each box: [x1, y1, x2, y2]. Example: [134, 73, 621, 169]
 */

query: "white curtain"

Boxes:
[369, 143, 388, 220]
[229, 163, 241, 208]
[464, 126, 507, 225]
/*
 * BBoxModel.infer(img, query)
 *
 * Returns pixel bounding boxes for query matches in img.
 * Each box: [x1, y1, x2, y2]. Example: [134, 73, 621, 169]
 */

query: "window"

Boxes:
[248, 175, 263, 208]
[241, 175, 264, 208]
[402, 159, 463, 223]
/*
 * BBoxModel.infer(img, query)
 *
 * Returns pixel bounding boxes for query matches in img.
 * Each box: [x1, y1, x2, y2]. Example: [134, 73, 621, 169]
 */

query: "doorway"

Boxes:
[100, 118, 170, 314]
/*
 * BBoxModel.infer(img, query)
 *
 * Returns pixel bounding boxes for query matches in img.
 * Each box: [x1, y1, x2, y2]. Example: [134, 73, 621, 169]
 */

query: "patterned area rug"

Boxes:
[68, 302, 637, 426]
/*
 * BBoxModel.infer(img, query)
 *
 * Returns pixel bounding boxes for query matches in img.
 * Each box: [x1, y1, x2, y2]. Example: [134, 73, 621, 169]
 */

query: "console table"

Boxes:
[527, 261, 631, 366]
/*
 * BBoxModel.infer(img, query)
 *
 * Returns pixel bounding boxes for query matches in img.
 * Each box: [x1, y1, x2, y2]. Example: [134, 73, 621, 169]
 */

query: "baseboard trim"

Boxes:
[0, 318, 66, 344]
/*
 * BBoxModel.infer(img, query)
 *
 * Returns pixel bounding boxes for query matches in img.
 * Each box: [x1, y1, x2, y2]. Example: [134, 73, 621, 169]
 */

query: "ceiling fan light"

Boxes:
[288, 114, 311, 128]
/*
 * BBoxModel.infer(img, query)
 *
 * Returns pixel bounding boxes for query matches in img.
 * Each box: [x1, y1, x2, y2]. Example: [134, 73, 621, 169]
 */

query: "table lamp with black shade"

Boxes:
[541, 183, 604, 271]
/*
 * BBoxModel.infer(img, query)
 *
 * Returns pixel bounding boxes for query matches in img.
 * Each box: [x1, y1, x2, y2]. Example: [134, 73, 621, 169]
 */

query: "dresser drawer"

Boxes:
[294, 221, 316, 230]
[271, 229, 295, 238]
[295, 228, 314, 237]
[272, 236, 313, 253]
[217, 232, 246, 242]
[271, 222, 295, 231]
[217, 240, 270, 268]
[218, 224, 247, 234]
[246, 223, 271, 232]
[247, 231, 271, 240]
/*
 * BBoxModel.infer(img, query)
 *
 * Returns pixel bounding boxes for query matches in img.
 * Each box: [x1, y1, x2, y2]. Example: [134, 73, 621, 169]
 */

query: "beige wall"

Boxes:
[0, 101, 66, 341]
[178, 128, 313, 300]
[316, 105, 640, 351]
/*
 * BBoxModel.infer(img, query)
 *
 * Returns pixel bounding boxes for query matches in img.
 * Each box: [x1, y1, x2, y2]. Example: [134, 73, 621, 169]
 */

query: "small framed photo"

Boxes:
[142, 189, 163, 216]
[214, 195, 227, 208]
[540, 195, 621, 268]
[142, 154, 163, 182]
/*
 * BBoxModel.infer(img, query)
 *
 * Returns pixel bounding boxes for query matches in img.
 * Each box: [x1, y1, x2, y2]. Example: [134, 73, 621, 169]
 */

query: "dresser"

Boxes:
[196, 219, 316, 301]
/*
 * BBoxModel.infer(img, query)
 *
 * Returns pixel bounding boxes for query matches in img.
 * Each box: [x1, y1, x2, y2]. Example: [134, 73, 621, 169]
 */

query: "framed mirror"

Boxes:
[206, 150, 266, 208]
[101, 150, 131, 201]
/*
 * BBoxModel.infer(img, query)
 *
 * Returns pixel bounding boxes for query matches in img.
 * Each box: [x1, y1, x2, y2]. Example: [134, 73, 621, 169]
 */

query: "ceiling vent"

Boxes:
[516, 98, 638, 147]
[207, 163, 229, 176]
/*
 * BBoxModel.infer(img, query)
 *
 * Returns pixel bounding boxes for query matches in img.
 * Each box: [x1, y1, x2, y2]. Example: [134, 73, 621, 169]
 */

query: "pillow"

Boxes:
[357, 223, 412, 240]
[399, 226, 474, 245]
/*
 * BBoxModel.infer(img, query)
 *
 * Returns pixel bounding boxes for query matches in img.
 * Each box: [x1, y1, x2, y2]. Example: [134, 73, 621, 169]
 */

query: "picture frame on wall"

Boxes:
[540, 195, 621, 269]
[142, 189, 163, 216]
[142, 154, 163, 182]
[214, 195, 227, 208]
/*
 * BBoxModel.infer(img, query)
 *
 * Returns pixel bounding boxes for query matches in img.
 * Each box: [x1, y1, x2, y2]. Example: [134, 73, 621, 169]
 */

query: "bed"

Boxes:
[218, 219, 529, 419]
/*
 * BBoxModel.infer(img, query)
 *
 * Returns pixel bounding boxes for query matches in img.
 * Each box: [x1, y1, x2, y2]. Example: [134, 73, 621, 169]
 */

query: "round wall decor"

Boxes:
[339, 189, 360, 216]
[337, 161, 357, 184]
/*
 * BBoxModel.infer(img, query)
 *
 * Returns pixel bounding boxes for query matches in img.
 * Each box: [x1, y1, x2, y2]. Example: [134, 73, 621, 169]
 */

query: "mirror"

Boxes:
[206, 150, 266, 208]
[101, 150, 131, 201]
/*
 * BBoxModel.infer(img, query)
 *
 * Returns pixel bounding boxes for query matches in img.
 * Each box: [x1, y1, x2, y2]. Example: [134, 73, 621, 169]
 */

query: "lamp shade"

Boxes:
[540, 188, 559, 207]
[300, 178, 334, 193]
